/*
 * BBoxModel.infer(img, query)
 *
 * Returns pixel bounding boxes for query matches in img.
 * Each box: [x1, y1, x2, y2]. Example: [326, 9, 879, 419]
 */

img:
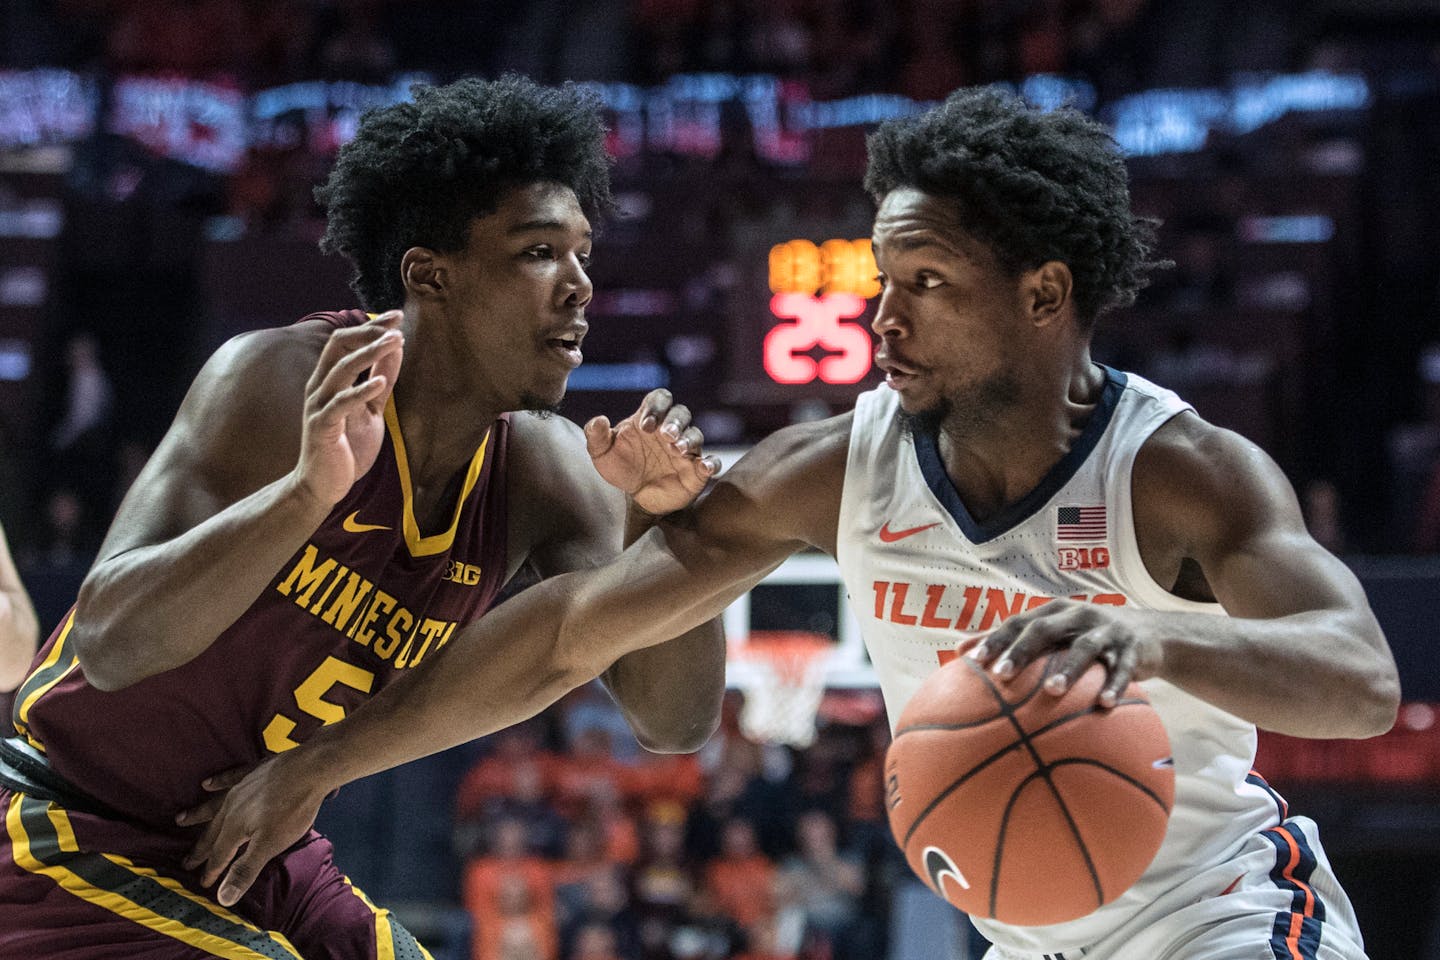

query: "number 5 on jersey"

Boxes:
[262, 656, 375, 753]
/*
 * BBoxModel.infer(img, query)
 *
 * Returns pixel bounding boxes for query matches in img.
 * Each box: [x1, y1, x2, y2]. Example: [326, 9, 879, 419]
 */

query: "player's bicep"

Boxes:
[1151, 420, 1370, 622]
[94, 333, 306, 563]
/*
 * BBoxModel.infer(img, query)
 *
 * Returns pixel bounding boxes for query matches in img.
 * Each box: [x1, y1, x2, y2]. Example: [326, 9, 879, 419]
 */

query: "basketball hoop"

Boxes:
[730, 631, 832, 748]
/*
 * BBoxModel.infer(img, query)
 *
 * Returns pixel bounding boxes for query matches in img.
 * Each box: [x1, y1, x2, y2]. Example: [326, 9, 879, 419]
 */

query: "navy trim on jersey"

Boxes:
[1262, 821, 1326, 960]
[914, 365, 1127, 545]
[1247, 770, 1290, 824]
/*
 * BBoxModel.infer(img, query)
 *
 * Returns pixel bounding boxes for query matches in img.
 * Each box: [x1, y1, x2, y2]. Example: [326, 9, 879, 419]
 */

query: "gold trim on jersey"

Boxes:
[344, 873, 435, 960]
[13, 612, 80, 747]
[4, 793, 304, 959]
[383, 397, 490, 559]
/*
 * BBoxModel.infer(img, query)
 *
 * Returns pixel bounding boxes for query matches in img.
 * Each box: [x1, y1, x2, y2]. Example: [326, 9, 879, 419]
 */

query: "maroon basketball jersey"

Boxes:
[12, 310, 511, 827]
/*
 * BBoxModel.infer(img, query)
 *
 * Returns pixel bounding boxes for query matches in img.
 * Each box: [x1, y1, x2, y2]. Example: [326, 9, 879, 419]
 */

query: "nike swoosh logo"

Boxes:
[923, 846, 971, 899]
[879, 521, 941, 543]
[342, 511, 392, 534]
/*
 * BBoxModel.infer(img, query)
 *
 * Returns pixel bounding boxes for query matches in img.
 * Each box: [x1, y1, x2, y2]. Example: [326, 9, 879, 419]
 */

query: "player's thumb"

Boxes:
[583, 416, 614, 458]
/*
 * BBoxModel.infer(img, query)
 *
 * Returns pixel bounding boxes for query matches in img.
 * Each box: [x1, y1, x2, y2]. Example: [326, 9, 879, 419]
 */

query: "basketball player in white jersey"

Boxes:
[184, 88, 1399, 960]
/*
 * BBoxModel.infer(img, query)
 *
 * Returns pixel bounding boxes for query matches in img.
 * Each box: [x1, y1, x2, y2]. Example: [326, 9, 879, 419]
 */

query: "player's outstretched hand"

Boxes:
[963, 600, 1163, 708]
[178, 752, 328, 907]
[296, 310, 405, 509]
[584, 388, 720, 516]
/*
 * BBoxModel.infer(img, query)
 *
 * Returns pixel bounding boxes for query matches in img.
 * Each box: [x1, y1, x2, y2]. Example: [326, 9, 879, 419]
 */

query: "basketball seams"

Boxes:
[990, 770, 1105, 918]
[1043, 757, 1173, 812]
[898, 655, 1125, 848]
[892, 697, 1147, 737]
[898, 734, 1028, 848]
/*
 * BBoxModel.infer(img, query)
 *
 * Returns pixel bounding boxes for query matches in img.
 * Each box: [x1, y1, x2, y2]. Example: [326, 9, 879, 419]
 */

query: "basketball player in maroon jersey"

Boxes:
[0, 76, 722, 959]
[190, 89, 1398, 960]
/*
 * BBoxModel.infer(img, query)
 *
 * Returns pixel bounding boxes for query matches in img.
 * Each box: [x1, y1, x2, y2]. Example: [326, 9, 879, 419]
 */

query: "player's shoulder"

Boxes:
[505, 411, 590, 483]
[196, 319, 330, 403]
[1134, 409, 1297, 545]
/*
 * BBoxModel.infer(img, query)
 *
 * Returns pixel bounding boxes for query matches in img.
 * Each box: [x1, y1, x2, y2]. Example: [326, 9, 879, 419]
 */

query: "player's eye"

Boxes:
[577, 251, 592, 269]
[522, 245, 553, 260]
[916, 272, 943, 289]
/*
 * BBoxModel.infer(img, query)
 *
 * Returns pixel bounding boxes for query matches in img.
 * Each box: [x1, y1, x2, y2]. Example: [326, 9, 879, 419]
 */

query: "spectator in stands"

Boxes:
[700, 818, 775, 932]
[631, 799, 700, 960]
[559, 865, 642, 960]
[567, 921, 628, 960]
[463, 817, 557, 960]
[456, 723, 558, 822]
[772, 810, 872, 960]
[552, 723, 633, 818]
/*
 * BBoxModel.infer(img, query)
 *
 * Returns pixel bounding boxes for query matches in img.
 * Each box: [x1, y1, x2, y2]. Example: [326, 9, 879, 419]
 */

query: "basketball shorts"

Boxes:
[0, 788, 432, 960]
[983, 817, 1367, 960]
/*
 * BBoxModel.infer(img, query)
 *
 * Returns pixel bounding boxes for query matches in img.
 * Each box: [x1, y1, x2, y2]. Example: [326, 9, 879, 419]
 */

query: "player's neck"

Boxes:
[388, 356, 504, 487]
[935, 351, 1105, 523]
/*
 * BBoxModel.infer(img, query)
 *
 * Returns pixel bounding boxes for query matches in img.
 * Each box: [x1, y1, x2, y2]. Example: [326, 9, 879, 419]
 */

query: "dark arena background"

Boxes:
[2, 1, 1440, 958]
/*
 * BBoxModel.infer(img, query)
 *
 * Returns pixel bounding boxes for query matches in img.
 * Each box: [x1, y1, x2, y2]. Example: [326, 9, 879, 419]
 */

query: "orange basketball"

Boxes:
[884, 652, 1174, 927]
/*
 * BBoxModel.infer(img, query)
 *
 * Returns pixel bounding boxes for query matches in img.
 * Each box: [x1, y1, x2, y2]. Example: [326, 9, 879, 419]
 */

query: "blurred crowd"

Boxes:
[5, 0, 1307, 96]
[442, 687, 899, 960]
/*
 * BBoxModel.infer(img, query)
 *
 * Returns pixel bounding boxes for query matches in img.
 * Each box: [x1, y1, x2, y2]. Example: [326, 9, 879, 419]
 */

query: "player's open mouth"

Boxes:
[876, 354, 918, 389]
[545, 336, 583, 368]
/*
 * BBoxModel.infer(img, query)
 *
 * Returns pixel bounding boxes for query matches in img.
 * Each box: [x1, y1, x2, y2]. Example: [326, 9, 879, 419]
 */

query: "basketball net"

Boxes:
[731, 631, 832, 748]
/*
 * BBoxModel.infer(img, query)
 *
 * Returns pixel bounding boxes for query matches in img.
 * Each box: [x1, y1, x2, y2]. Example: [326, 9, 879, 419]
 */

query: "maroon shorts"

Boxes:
[0, 789, 431, 960]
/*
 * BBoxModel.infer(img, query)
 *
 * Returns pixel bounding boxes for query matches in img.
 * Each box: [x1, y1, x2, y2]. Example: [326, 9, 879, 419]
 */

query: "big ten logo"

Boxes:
[443, 560, 482, 585]
[1057, 546, 1110, 571]
[765, 238, 879, 386]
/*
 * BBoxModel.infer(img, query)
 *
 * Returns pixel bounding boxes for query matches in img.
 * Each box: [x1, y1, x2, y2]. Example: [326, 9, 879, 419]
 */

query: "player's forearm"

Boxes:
[605, 502, 727, 752]
[601, 618, 726, 753]
[71, 473, 333, 691]
[1154, 608, 1398, 738]
[0, 592, 39, 692]
[293, 567, 632, 791]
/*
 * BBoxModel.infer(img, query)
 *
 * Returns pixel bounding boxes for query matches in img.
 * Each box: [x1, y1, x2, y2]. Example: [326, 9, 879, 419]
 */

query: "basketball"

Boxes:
[884, 652, 1175, 927]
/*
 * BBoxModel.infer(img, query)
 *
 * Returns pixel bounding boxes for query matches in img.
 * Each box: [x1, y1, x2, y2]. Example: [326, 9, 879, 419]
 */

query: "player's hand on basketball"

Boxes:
[964, 601, 1163, 708]
[584, 388, 720, 515]
[180, 752, 328, 907]
[295, 310, 404, 509]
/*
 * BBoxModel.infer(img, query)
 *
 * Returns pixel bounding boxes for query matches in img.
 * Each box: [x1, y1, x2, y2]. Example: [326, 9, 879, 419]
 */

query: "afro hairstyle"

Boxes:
[864, 87, 1166, 325]
[316, 75, 613, 311]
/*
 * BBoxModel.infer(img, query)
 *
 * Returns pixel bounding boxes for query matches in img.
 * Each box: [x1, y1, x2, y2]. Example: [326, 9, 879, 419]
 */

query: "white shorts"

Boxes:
[983, 817, 1367, 960]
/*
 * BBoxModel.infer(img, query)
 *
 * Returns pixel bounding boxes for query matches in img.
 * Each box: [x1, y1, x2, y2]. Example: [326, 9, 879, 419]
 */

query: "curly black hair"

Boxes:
[864, 87, 1165, 325]
[316, 75, 614, 311]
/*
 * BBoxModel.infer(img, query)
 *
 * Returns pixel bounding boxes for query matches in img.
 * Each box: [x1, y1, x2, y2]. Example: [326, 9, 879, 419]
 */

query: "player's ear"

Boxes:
[1024, 260, 1073, 328]
[401, 248, 446, 301]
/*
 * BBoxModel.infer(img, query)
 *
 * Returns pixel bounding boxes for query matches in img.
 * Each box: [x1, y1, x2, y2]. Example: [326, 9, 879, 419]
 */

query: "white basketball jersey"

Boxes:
[836, 368, 1288, 955]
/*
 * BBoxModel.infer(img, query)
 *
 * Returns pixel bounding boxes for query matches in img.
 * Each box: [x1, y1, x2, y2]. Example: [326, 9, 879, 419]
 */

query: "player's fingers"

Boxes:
[175, 795, 226, 827]
[673, 425, 703, 455]
[698, 454, 721, 476]
[637, 388, 673, 431]
[659, 403, 691, 441]
[310, 331, 402, 410]
[1045, 627, 1116, 696]
[217, 838, 280, 907]
[202, 766, 253, 792]
[584, 416, 614, 459]
[365, 336, 404, 415]
[1097, 646, 1135, 709]
[305, 312, 401, 391]
[994, 610, 1078, 679]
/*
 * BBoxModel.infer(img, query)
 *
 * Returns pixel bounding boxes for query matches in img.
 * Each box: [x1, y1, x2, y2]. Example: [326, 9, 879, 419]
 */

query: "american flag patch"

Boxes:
[1057, 505, 1106, 541]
